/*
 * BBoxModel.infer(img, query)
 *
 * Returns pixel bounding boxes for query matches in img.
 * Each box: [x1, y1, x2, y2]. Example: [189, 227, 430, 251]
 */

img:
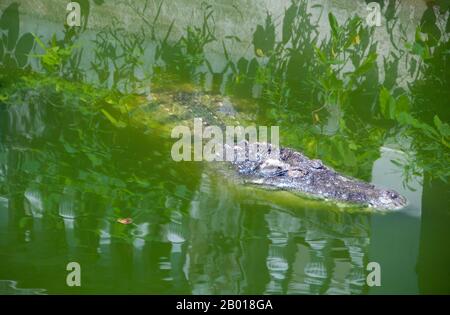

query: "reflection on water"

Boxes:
[0, 0, 449, 295]
[188, 172, 371, 295]
[0, 86, 417, 295]
[0, 280, 46, 295]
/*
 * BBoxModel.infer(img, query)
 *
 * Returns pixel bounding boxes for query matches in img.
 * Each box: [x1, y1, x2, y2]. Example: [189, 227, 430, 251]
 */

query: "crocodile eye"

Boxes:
[386, 191, 398, 199]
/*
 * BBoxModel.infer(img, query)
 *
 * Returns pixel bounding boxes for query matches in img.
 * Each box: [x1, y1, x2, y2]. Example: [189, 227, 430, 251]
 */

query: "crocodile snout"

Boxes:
[374, 189, 408, 210]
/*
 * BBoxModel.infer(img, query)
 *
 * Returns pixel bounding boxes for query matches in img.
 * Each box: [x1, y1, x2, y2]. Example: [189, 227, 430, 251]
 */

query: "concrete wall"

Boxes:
[1, 0, 433, 86]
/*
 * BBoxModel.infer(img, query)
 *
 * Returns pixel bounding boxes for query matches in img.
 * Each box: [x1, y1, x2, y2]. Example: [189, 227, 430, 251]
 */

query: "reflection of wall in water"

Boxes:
[369, 147, 422, 294]
[186, 170, 372, 294]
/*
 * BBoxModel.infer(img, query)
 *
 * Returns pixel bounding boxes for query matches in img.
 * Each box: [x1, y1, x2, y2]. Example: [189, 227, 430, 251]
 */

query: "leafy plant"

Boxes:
[379, 87, 450, 182]
[0, 3, 34, 69]
[31, 34, 75, 75]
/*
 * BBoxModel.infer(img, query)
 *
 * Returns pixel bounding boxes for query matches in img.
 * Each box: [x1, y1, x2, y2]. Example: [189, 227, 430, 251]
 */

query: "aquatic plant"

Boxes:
[32, 34, 76, 77]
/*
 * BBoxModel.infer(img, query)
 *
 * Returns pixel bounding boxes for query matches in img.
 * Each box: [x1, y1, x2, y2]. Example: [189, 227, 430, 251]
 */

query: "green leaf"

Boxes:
[328, 13, 340, 39]
[282, 4, 298, 44]
[395, 95, 410, 116]
[314, 46, 327, 64]
[379, 87, 393, 119]
[396, 112, 440, 139]
[0, 3, 19, 51]
[31, 33, 46, 50]
[349, 142, 358, 150]
[63, 142, 78, 154]
[87, 153, 103, 167]
[352, 52, 377, 77]
[15, 32, 34, 67]
[434, 115, 450, 137]
[101, 109, 126, 128]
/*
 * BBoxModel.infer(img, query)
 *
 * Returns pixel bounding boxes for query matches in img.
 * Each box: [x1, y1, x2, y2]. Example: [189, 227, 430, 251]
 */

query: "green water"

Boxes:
[0, 79, 448, 295]
[0, 0, 449, 295]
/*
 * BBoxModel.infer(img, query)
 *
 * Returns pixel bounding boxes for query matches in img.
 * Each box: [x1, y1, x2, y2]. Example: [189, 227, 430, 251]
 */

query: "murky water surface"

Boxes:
[0, 0, 449, 294]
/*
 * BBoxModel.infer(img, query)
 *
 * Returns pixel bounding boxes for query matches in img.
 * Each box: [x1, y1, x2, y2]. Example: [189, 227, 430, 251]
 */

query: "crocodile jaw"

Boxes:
[245, 175, 408, 210]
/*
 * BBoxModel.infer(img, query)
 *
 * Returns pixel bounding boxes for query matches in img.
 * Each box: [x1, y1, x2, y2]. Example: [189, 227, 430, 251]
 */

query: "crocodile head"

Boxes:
[366, 189, 408, 210]
[245, 165, 408, 210]
[229, 142, 408, 211]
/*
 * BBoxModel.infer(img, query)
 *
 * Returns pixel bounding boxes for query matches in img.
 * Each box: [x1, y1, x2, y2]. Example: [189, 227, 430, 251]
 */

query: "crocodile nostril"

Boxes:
[311, 160, 323, 169]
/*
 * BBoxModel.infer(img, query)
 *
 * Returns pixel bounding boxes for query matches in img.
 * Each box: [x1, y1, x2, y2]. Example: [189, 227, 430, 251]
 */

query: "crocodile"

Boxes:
[224, 141, 407, 210]
[136, 90, 408, 210]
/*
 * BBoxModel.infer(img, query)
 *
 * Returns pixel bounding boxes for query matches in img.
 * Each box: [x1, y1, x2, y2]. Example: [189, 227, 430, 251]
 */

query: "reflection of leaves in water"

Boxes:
[1, 0, 449, 294]
[1, 72, 203, 245]
[1, 0, 449, 186]
[0, 280, 46, 295]
[101, 109, 127, 128]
